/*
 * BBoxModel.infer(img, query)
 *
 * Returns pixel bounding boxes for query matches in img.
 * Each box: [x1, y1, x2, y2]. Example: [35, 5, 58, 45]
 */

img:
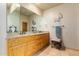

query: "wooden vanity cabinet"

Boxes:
[8, 43, 27, 56]
[8, 33, 50, 56]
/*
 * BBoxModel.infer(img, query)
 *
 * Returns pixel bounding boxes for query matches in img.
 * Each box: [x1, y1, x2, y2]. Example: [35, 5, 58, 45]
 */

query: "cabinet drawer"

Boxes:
[8, 38, 19, 47]
[24, 35, 38, 42]
[8, 38, 26, 47]
[8, 43, 27, 56]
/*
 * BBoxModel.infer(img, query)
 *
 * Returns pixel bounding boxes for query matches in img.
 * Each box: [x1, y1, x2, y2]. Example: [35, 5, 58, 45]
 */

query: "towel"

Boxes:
[55, 26, 62, 39]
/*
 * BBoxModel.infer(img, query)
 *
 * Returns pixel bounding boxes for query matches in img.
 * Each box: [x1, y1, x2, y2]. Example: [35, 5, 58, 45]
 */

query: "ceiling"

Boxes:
[7, 3, 11, 9]
[34, 3, 62, 11]
[20, 6, 36, 16]
[21, 3, 62, 16]
[7, 3, 35, 16]
[7, 3, 62, 16]
[7, 3, 20, 14]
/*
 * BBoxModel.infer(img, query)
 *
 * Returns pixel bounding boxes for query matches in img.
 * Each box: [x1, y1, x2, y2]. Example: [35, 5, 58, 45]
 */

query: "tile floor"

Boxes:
[35, 45, 79, 56]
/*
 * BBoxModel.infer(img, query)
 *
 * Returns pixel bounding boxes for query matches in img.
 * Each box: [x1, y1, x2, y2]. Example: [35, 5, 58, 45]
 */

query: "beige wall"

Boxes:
[0, 3, 7, 55]
[76, 5, 79, 49]
[43, 4, 78, 49]
[30, 4, 79, 49]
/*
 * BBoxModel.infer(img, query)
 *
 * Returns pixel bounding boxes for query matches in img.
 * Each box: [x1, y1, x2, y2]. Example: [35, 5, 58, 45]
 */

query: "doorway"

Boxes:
[22, 22, 27, 32]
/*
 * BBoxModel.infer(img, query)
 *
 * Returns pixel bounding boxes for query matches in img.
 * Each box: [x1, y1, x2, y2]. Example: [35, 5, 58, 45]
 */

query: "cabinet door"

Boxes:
[8, 44, 26, 56]
[8, 47, 14, 56]
[25, 42, 37, 56]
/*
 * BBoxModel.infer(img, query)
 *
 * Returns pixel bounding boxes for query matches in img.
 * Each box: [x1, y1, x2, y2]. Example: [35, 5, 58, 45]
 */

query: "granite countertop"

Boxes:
[7, 31, 49, 39]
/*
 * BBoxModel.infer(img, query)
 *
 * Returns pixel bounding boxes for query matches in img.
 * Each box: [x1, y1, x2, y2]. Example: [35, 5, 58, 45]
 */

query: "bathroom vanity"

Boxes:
[7, 32, 50, 56]
[7, 4, 50, 56]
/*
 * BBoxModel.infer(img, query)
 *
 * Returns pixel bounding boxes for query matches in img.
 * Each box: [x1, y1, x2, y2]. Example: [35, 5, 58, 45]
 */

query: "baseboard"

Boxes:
[66, 47, 79, 51]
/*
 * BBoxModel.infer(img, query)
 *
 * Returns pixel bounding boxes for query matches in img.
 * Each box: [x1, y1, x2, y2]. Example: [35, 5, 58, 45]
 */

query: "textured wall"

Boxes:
[0, 3, 7, 55]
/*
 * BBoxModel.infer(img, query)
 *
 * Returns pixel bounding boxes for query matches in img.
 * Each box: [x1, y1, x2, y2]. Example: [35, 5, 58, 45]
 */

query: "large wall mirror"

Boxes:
[7, 3, 20, 34]
[6, 3, 42, 36]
